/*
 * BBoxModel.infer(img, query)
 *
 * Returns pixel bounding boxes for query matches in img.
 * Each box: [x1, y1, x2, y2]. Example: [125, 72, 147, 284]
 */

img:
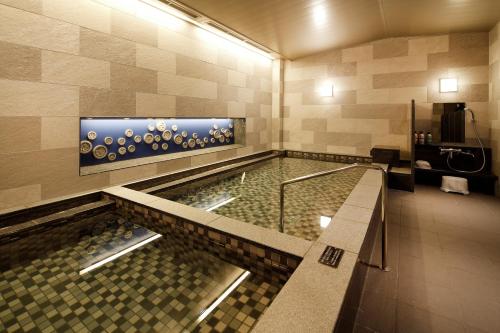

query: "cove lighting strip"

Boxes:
[95, 0, 274, 60]
[196, 270, 251, 324]
[79, 233, 162, 275]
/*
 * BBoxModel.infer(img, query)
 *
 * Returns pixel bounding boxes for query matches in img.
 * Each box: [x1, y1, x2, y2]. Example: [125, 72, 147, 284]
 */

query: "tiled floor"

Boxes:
[354, 185, 500, 333]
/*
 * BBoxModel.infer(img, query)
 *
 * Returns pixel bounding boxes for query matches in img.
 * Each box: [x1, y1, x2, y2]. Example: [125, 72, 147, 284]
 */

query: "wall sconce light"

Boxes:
[318, 83, 334, 97]
[439, 78, 458, 93]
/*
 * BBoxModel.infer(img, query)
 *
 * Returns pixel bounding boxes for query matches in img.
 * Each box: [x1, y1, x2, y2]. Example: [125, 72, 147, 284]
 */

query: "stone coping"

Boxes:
[102, 165, 385, 333]
[103, 186, 312, 258]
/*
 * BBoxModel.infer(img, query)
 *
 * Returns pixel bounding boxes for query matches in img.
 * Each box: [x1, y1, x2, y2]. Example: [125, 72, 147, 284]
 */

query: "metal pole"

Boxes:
[381, 170, 390, 271]
[279, 183, 285, 233]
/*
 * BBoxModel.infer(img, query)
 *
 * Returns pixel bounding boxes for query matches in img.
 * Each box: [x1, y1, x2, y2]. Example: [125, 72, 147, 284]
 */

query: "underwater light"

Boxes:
[320, 216, 332, 228]
[205, 197, 238, 212]
[196, 270, 251, 324]
[79, 234, 162, 275]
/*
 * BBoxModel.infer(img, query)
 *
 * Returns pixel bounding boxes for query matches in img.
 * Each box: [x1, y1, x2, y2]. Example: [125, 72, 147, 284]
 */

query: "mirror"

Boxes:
[432, 103, 465, 143]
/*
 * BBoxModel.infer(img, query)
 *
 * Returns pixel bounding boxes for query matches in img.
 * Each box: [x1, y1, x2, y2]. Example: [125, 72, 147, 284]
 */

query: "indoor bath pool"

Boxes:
[152, 157, 366, 241]
[0, 208, 282, 333]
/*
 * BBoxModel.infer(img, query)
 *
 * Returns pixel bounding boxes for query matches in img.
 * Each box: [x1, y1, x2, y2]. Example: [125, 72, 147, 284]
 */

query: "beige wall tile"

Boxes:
[191, 152, 217, 167]
[285, 65, 327, 81]
[228, 70, 246, 87]
[136, 43, 175, 74]
[326, 118, 390, 135]
[158, 28, 217, 64]
[449, 32, 489, 51]
[0, 0, 42, 14]
[42, 51, 110, 89]
[0, 79, 79, 116]
[42, 0, 110, 34]
[217, 84, 238, 102]
[357, 89, 390, 104]
[175, 96, 227, 117]
[428, 48, 488, 69]
[0, 116, 41, 153]
[0, 184, 42, 210]
[237, 58, 254, 75]
[79, 87, 135, 117]
[387, 87, 428, 104]
[284, 92, 303, 106]
[358, 55, 428, 75]
[111, 10, 157, 46]
[342, 44, 373, 63]
[341, 104, 408, 120]
[373, 71, 429, 89]
[326, 145, 357, 155]
[409, 35, 449, 55]
[158, 72, 217, 99]
[41, 117, 78, 150]
[327, 62, 357, 77]
[109, 163, 158, 185]
[239, 88, 257, 104]
[227, 101, 246, 117]
[0, 4, 79, 54]
[373, 38, 409, 59]
[110, 63, 156, 93]
[302, 90, 356, 105]
[80, 28, 135, 66]
[302, 118, 327, 132]
[136, 92, 175, 117]
[314, 131, 371, 147]
[0, 40, 41, 81]
[156, 156, 191, 174]
[176, 54, 227, 84]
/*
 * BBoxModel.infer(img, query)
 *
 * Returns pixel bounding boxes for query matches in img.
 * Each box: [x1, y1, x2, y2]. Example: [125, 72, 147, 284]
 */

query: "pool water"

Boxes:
[0, 210, 282, 333]
[154, 157, 365, 241]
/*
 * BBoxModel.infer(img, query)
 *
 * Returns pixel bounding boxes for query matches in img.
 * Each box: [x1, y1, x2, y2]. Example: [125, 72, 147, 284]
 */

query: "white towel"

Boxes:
[416, 160, 432, 169]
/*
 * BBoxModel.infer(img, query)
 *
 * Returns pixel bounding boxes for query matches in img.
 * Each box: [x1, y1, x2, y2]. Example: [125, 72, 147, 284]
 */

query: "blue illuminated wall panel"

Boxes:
[80, 118, 236, 167]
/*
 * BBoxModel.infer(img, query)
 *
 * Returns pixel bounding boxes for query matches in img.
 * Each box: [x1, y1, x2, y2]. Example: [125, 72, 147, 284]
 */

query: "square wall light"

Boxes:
[318, 83, 334, 97]
[439, 78, 458, 93]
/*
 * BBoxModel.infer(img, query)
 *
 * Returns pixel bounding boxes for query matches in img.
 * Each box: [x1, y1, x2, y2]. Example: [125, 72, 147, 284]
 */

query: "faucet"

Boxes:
[440, 147, 475, 159]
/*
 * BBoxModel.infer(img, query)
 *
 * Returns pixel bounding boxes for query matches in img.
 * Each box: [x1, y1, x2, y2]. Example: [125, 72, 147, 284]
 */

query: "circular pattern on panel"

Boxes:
[118, 147, 127, 155]
[127, 145, 135, 153]
[104, 136, 113, 145]
[152, 143, 159, 150]
[134, 135, 142, 143]
[92, 145, 108, 159]
[173, 134, 183, 145]
[107, 152, 117, 161]
[80, 140, 92, 154]
[156, 120, 166, 132]
[87, 131, 97, 140]
[117, 137, 126, 146]
[143, 133, 154, 144]
[161, 143, 169, 151]
[162, 130, 172, 141]
[124, 129, 134, 138]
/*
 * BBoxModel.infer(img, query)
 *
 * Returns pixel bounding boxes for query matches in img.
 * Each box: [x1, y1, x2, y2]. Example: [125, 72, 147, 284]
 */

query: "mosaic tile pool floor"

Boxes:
[155, 157, 366, 241]
[0, 211, 282, 333]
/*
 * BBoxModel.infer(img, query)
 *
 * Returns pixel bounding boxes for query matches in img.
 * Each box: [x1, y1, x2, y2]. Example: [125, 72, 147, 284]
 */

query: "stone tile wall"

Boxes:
[283, 33, 490, 158]
[0, 0, 273, 210]
[489, 22, 500, 194]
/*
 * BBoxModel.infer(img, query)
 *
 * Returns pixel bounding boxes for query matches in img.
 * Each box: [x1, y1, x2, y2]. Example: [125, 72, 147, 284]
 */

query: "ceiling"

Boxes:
[174, 0, 500, 59]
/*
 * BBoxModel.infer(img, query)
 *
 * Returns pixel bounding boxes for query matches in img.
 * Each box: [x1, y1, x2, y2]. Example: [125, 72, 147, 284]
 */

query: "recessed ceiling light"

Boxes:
[312, 5, 327, 27]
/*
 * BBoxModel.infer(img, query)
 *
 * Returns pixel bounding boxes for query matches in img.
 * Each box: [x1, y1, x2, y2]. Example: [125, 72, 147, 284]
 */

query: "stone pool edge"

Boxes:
[102, 167, 386, 333]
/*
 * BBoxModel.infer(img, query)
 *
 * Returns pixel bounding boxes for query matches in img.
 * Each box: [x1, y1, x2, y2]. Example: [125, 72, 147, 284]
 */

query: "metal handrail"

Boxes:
[278, 163, 390, 271]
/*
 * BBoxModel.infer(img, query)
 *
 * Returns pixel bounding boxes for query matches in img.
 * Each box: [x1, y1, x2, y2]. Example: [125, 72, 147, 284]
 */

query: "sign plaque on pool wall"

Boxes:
[79, 117, 243, 168]
[318, 245, 344, 268]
